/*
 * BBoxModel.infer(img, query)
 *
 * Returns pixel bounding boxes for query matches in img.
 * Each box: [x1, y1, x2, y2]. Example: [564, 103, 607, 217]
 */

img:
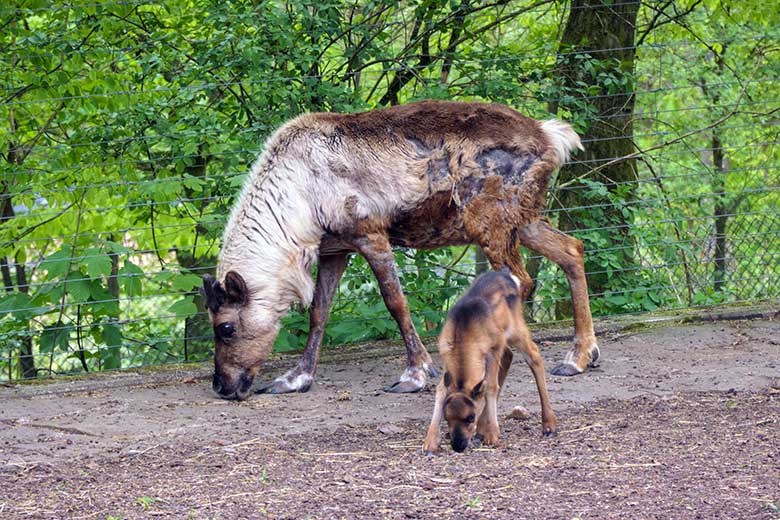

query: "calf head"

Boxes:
[202, 271, 278, 400]
[442, 372, 486, 452]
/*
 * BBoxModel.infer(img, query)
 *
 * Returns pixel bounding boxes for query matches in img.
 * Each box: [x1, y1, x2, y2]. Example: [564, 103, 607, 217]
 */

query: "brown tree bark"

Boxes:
[549, 0, 640, 316]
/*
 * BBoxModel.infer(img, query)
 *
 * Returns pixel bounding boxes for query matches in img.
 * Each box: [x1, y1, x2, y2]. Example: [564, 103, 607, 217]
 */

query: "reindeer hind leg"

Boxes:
[517, 219, 599, 376]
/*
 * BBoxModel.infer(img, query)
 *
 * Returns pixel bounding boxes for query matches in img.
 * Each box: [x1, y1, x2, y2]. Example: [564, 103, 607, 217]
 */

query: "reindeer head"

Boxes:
[202, 271, 279, 400]
[442, 372, 486, 452]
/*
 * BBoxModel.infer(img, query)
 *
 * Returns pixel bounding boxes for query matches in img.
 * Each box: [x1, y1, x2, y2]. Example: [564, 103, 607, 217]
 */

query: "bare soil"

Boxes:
[1, 315, 779, 519]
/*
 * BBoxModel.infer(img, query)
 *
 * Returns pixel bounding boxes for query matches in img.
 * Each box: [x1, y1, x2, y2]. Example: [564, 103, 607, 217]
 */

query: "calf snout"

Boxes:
[451, 431, 470, 453]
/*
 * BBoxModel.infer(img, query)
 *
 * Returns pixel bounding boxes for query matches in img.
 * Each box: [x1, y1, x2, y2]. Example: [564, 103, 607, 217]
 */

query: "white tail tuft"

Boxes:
[541, 119, 584, 167]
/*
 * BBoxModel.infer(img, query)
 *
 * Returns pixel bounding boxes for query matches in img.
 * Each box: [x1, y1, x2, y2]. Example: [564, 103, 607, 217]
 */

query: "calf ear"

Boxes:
[202, 275, 226, 313]
[471, 379, 485, 399]
[224, 270, 249, 306]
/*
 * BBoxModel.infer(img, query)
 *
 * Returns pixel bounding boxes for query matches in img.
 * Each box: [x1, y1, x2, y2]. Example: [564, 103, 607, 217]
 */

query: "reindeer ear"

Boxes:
[470, 379, 485, 399]
[223, 271, 249, 306]
[202, 275, 226, 313]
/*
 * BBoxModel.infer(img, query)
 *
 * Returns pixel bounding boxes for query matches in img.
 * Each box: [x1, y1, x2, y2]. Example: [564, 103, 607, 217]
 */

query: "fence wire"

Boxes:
[1, 1, 778, 381]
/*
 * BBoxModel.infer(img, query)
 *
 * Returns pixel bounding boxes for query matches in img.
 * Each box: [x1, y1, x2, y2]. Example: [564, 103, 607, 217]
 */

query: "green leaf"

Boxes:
[100, 347, 122, 370]
[0, 293, 35, 319]
[103, 241, 133, 254]
[40, 325, 71, 353]
[182, 175, 205, 191]
[100, 323, 123, 369]
[168, 297, 197, 317]
[172, 273, 204, 291]
[41, 247, 73, 280]
[83, 249, 113, 279]
[66, 275, 93, 303]
[119, 261, 144, 297]
[102, 323, 123, 348]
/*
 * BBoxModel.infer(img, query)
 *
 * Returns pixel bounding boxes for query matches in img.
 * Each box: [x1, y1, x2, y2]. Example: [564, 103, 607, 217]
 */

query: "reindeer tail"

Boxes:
[540, 119, 584, 168]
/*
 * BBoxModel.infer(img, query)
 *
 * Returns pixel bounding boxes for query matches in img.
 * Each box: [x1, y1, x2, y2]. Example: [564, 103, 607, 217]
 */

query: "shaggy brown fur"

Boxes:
[423, 270, 557, 453]
[205, 100, 599, 399]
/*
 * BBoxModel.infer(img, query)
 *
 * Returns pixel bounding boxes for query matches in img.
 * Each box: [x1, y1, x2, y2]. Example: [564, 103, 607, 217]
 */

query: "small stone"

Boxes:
[506, 406, 531, 420]
[378, 424, 403, 435]
[337, 391, 351, 401]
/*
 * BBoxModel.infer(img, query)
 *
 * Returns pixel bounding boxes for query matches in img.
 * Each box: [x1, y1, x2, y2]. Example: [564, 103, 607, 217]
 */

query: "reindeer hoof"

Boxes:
[383, 380, 424, 393]
[588, 345, 601, 367]
[384, 367, 426, 393]
[543, 429, 557, 438]
[423, 363, 439, 378]
[550, 363, 583, 376]
[255, 381, 296, 394]
[255, 373, 313, 394]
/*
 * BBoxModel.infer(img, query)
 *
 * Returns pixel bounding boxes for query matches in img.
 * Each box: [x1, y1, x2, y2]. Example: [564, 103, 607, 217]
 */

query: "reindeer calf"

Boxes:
[423, 270, 557, 453]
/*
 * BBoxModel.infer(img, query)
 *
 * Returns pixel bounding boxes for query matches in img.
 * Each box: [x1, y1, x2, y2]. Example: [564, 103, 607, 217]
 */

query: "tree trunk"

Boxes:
[711, 136, 728, 292]
[550, 0, 640, 317]
[179, 252, 214, 362]
[14, 254, 35, 378]
[1, 192, 36, 379]
[705, 48, 729, 293]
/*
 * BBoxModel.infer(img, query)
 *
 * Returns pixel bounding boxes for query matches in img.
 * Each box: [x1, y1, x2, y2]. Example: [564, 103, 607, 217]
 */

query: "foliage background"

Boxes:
[1, 0, 778, 380]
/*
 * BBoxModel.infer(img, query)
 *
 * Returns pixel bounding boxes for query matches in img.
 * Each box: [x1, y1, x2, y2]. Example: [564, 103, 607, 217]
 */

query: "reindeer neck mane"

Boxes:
[218, 120, 321, 314]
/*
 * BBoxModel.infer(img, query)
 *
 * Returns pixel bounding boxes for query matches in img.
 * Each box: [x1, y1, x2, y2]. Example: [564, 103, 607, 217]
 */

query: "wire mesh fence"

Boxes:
[1, 1, 778, 381]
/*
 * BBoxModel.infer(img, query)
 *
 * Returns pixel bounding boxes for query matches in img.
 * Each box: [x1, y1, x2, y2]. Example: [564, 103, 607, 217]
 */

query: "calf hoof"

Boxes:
[384, 367, 426, 393]
[480, 433, 500, 447]
[255, 372, 313, 394]
[550, 363, 583, 376]
[543, 428, 557, 438]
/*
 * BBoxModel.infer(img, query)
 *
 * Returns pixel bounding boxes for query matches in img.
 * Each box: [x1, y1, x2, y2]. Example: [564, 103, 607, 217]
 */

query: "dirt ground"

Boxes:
[1, 313, 779, 519]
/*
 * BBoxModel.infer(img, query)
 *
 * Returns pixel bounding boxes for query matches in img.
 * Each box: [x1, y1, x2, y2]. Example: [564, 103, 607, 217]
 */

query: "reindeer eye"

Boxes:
[215, 322, 236, 340]
[465, 414, 476, 424]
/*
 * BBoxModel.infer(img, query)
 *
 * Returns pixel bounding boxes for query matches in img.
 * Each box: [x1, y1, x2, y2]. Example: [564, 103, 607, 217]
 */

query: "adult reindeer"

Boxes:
[203, 100, 599, 400]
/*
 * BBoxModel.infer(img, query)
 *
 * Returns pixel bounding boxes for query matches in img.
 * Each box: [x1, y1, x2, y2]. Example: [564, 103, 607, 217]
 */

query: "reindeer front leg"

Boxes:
[256, 253, 349, 394]
[351, 231, 437, 393]
[423, 379, 447, 454]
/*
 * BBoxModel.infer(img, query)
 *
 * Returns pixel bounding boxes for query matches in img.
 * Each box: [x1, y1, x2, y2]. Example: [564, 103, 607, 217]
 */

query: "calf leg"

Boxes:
[476, 352, 504, 446]
[498, 347, 514, 389]
[352, 232, 436, 393]
[517, 219, 599, 376]
[510, 325, 557, 436]
[256, 253, 349, 394]
[423, 379, 447, 454]
[476, 386, 501, 446]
